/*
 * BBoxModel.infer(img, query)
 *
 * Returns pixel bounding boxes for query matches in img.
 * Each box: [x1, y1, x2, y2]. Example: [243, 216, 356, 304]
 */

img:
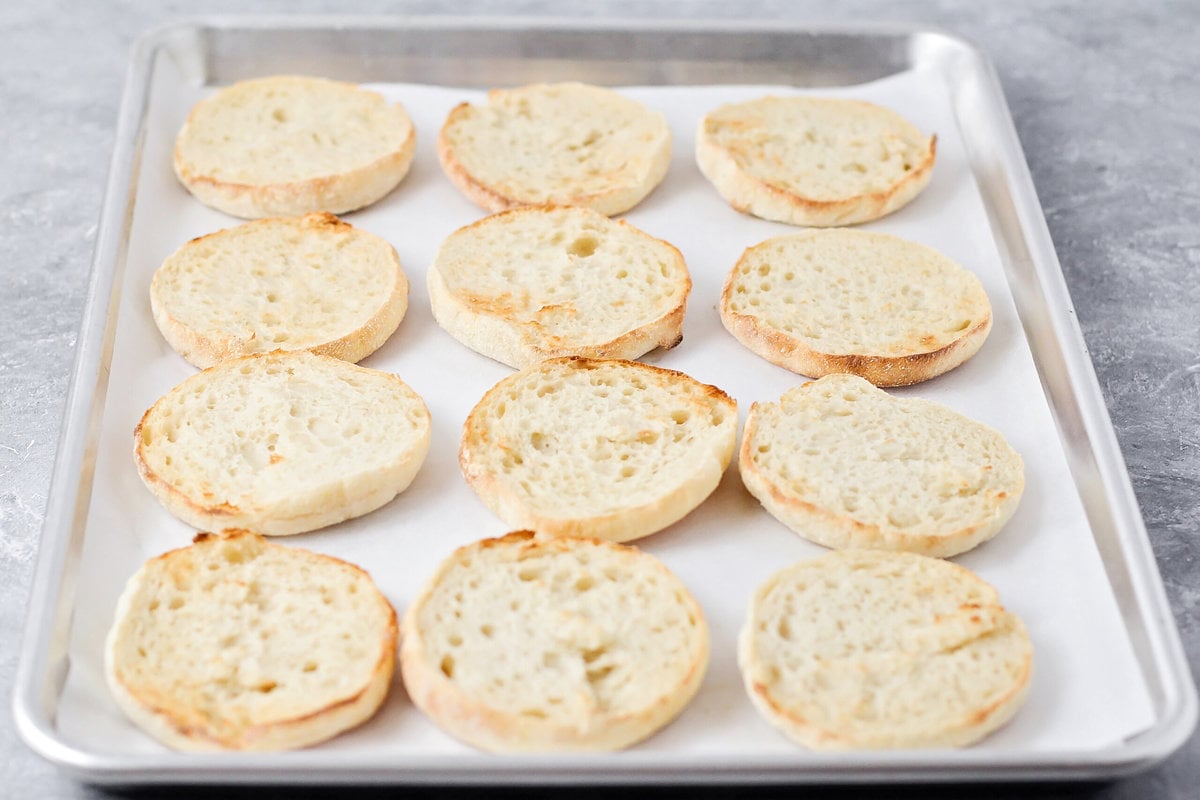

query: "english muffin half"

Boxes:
[697, 95, 935, 226]
[106, 530, 397, 751]
[438, 82, 671, 215]
[174, 75, 415, 218]
[401, 531, 709, 751]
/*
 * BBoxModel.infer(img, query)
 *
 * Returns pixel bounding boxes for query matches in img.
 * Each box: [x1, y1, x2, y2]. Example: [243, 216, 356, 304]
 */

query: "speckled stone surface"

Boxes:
[2, 1, 1196, 797]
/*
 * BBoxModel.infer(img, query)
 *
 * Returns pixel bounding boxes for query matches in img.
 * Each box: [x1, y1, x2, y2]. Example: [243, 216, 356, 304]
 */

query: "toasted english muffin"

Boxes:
[459, 358, 737, 543]
[429, 205, 689, 368]
[134, 351, 431, 536]
[151, 213, 407, 368]
[719, 230, 991, 386]
[740, 549, 1032, 749]
[174, 75, 415, 218]
[400, 531, 709, 751]
[438, 82, 670, 215]
[106, 530, 397, 751]
[739, 374, 1023, 558]
[696, 95, 935, 226]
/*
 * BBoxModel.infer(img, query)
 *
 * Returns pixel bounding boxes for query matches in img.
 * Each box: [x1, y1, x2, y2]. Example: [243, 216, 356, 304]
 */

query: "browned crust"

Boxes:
[174, 79, 415, 219]
[110, 530, 398, 750]
[436, 91, 670, 216]
[133, 351, 429, 534]
[737, 381, 1021, 558]
[460, 355, 736, 478]
[399, 531, 709, 751]
[741, 554, 1033, 749]
[717, 235, 991, 387]
[437, 103, 522, 213]
[432, 205, 690, 367]
[177, 125, 414, 218]
[696, 96, 937, 227]
[537, 303, 685, 362]
[458, 358, 736, 543]
[748, 680, 850, 749]
[746, 134, 936, 227]
[133, 401, 247, 528]
[747, 620, 1031, 749]
[150, 213, 408, 368]
[722, 305, 990, 387]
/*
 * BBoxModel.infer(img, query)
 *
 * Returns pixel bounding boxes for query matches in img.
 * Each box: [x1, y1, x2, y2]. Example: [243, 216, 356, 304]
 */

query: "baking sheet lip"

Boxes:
[959, 35, 1198, 755]
[13, 737, 1177, 787]
[11, 18, 159, 772]
[152, 12, 970, 40]
[13, 14, 1193, 781]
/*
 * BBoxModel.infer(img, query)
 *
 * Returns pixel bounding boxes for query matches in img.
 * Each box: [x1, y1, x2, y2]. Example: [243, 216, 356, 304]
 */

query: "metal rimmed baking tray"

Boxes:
[13, 16, 1197, 784]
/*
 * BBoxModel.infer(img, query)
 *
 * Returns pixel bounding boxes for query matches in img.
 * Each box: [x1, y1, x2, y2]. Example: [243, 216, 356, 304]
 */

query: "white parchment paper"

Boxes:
[54, 59, 1156, 762]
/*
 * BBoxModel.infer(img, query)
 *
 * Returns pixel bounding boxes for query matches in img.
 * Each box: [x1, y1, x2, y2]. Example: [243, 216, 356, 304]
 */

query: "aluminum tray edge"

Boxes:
[12, 15, 1196, 785]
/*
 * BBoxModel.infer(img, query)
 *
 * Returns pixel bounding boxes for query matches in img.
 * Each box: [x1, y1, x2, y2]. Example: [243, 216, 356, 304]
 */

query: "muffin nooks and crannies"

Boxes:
[401, 531, 710, 751]
[429, 205, 690, 369]
[174, 75, 416, 218]
[106, 530, 398, 751]
[696, 96, 935, 226]
[720, 230, 991, 387]
[740, 549, 1032, 749]
[739, 375, 1024, 558]
[460, 358, 737, 543]
[438, 83, 671, 215]
[134, 351, 431, 536]
[151, 213, 408, 368]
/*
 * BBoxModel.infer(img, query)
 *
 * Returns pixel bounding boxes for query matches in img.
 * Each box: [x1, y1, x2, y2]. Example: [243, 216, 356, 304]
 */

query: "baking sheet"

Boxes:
[51, 64, 1156, 760]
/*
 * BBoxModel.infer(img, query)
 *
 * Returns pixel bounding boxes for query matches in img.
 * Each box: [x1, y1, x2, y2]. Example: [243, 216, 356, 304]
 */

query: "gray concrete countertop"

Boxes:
[2, 1, 1196, 797]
